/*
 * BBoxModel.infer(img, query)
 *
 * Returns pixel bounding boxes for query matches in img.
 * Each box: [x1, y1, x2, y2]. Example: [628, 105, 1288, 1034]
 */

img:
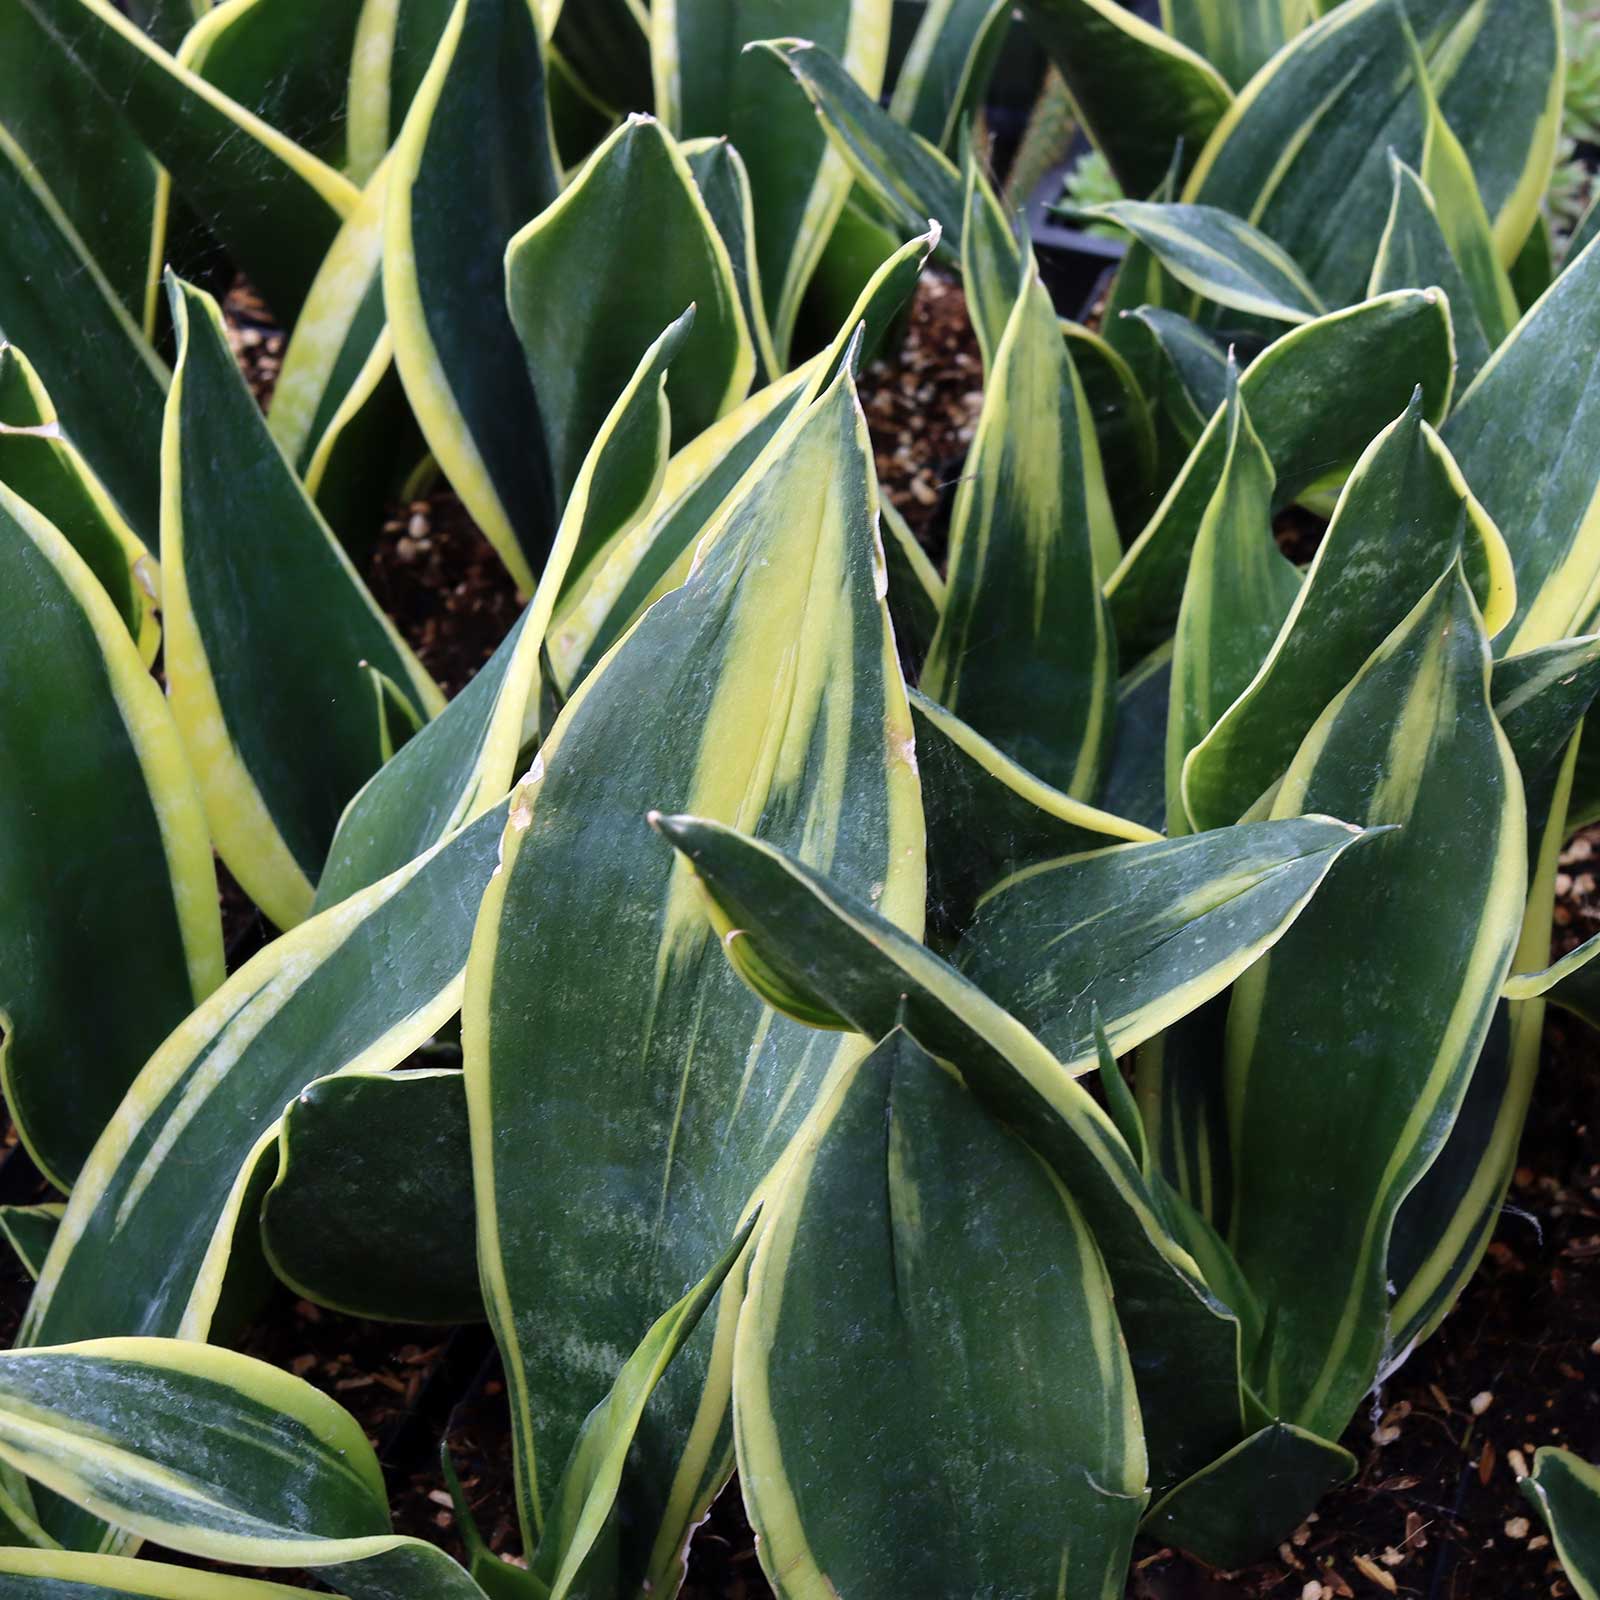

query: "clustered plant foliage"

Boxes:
[0, 0, 1598, 1596]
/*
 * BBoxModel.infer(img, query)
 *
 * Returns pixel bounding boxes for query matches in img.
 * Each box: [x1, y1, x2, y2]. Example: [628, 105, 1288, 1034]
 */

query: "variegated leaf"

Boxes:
[505, 114, 753, 514]
[464, 358, 923, 1592]
[0, 121, 166, 543]
[651, 811, 1253, 1488]
[923, 255, 1118, 798]
[386, 0, 561, 591]
[0, 344, 158, 661]
[1182, 393, 1514, 832]
[1159, 0, 1314, 90]
[18, 0, 357, 322]
[1019, 0, 1232, 196]
[1165, 363, 1299, 833]
[0, 478, 221, 1191]
[1442, 230, 1600, 655]
[655, 3, 892, 364]
[162, 275, 442, 929]
[911, 688, 1157, 943]
[1106, 289, 1458, 657]
[1071, 200, 1324, 323]
[1225, 564, 1525, 1437]
[736, 1030, 1147, 1599]
[260, 1070, 480, 1325]
[0, 1339, 491, 1597]
[22, 800, 505, 1551]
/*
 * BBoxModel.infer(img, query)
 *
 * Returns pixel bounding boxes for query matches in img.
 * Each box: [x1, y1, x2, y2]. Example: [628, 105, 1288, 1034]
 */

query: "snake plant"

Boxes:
[0, 1, 1594, 1597]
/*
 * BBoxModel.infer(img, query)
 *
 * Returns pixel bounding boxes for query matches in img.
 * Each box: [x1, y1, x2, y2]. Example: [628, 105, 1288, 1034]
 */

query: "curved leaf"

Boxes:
[923, 256, 1118, 797]
[1184, 0, 1426, 307]
[911, 687, 1157, 942]
[0, 0, 157, 324]
[505, 114, 753, 511]
[0, 1339, 491, 1596]
[346, 0, 456, 183]
[1525, 1448, 1600, 1600]
[464, 361, 924, 1587]
[1225, 565, 1525, 1436]
[957, 817, 1371, 1069]
[1165, 365, 1300, 833]
[1159, 0, 1312, 90]
[1442, 230, 1600, 655]
[315, 310, 689, 907]
[0, 479, 221, 1191]
[261, 1070, 480, 1324]
[1105, 289, 1457, 656]
[162, 276, 442, 929]
[654, 811, 1255, 1487]
[385, 0, 561, 591]
[1019, 0, 1232, 196]
[1368, 154, 1494, 385]
[18, 0, 357, 321]
[1182, 393, 1513, 831]
[0, 121, 166, 544]
[656, 4, 893, 363]
[0, 343, 158, 661]
[736, 1030, 1147, 1599]
[1074, 200, 1324, 323]
[887, 0, 1009, 151]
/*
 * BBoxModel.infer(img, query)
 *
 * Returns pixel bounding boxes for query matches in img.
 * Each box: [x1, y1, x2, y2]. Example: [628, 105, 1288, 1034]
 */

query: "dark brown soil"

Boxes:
[1, 272, 1592, 1599]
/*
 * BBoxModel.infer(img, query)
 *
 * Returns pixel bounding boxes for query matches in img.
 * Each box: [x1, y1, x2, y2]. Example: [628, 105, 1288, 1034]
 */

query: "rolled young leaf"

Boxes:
[957, 818, 1372, 1069]
[1071, 201, 1324, 324]
[1182, 393, 1514, 831]
[1502, 933, 1600, 1027]
[0, 1339, 492, 1597]
[1104, 288, 1458, 657]
[0, 477, 221, 1191]
[505, 114, 754, 514]
[1524, 1448, 1600, 1599]
[1019, 0, 1232, 197]
[0, 343, 159, 662]
[1164, 362, 1299, 833]
[654, 3, 892, 364]
[1225, 564, 1526, 1437]
[1442, 229, 1600, 655]
[735, 1030, 1147, 1599]
[649, 811, 1251, 1487]
[0, 121, 166, 545]
[922, 255, 1118, 798]
[464, 358, 924, 1586]
[315, 310, 691, 907]
[1400, 0, 1561, 264]
[161, 275, 442, 929]
[260, 1070, 481, 1324]
[385, 0, 562, 592]
[1368, 154, 1495, 386]
[17, 0, 357, 322]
